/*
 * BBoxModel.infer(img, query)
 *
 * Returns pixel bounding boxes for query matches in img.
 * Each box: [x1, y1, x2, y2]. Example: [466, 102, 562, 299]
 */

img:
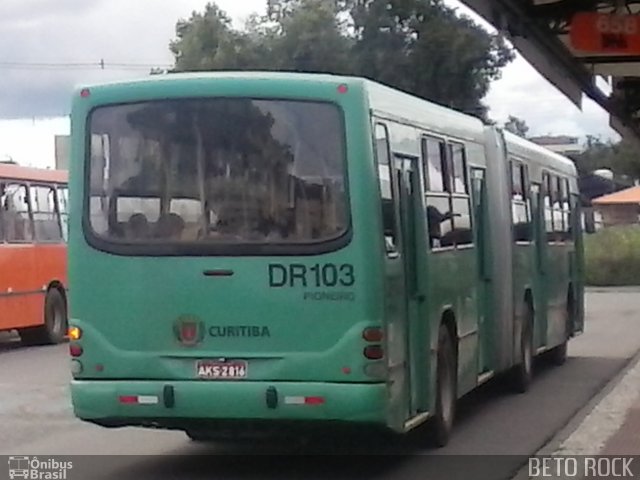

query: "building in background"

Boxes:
[592, 186, 640, 228]
[55, 135, 70, 170]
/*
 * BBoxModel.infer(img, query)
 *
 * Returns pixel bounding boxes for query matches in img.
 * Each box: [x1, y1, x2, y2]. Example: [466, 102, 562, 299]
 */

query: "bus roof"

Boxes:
[78, 71, 486, 142]
[365, 80, 486, 144]
[76, 71, 362, 90]
[503, 130, 578, 178]
[0, 163, 67, 184]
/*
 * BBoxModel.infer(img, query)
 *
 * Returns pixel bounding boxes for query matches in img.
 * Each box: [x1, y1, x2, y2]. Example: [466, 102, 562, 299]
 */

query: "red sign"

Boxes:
[570, 13, 640, 54]
[174, 316, 204, 347]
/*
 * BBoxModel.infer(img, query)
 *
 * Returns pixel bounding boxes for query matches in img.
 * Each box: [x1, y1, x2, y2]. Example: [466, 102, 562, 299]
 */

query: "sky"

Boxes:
[0, 0, 618, 168]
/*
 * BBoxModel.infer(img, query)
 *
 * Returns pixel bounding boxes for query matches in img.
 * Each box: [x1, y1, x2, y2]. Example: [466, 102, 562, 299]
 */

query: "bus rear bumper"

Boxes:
[70, 380, 388, 431]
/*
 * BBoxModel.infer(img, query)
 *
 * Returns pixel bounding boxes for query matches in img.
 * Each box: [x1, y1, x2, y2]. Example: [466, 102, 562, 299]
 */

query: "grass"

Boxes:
[585, 225, 640, 286]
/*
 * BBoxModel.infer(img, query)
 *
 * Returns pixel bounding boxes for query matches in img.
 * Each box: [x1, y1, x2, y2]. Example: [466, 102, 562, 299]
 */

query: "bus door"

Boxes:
[391, 154, 429, 418]
[470, 167, 492, 374]
[531, 182, 548, 348]
[571, 195, 585, 334]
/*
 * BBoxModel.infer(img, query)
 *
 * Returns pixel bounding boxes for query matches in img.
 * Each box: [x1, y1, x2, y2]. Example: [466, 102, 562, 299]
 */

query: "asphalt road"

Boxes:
[1, 288, 639, 480]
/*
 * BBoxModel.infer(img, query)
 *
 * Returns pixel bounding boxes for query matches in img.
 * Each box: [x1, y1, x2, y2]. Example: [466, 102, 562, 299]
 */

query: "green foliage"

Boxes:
[585, 226, 640, 286]
[573, 135, 640, 180]
[503, 115, 529, 137]
[168, 0, 514, 119]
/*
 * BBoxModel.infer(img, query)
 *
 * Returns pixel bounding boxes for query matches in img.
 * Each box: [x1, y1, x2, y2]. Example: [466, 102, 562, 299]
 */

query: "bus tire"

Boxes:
[427, 324, 457, 448]
[510, 304, 534, 394]
[19, 289, 67, 346]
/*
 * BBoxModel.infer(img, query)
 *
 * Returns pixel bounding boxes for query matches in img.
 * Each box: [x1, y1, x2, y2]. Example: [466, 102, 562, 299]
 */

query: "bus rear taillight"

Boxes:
[364, 345, 384, 360]
[363, 327, 384, 359]
[69, 344, 83, 357]
[362, 327, 383, 342]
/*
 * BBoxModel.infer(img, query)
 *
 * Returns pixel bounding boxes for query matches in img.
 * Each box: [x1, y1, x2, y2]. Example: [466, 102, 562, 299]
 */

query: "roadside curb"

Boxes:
[586, 286, 640, 293]
[511, 347, 640, 480]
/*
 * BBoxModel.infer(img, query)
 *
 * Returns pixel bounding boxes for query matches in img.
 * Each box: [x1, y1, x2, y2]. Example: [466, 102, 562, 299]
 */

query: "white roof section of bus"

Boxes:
[76, 71, 364, 91]
[503, 129, 578, 178]
[365, 81, 486, 145]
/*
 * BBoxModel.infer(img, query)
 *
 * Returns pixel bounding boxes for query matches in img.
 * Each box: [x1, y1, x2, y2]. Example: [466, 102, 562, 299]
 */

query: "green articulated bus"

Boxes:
[68, 72, 584, 446]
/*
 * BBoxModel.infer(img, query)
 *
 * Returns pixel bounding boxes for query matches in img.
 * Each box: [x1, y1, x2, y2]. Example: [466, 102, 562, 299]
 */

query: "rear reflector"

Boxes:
[118, 395, 159, 405]
[284, 396, 325, 405]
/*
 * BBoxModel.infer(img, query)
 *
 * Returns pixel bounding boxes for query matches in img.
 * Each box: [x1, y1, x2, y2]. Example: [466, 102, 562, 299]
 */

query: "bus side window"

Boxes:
[449, 142, 472, 247]
[30, 185, 63, 242]
[58, 186, 69, 242]
[559, 177, 570, 242]
[375, 123, 397, 255]
[562, 178, 571, 241]
[551, 175, 563, 241]
[542, 172, 554, 242]
[422, 136, 447, 193]
[422, 136, 453, 248]
[511, 161, 531, 242]
[450, 142, 468, 195]
[3, 183, 33, 243]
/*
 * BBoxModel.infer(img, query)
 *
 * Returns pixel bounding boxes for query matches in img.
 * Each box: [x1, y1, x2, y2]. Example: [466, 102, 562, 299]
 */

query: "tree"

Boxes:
[349, 0, 513, 118]
[573, 136, 640, 180]
[170, 4, 270, 71]
[167, 1, 514, 118]
[503, 115, 529, 137]
[269, 0, 353, 73]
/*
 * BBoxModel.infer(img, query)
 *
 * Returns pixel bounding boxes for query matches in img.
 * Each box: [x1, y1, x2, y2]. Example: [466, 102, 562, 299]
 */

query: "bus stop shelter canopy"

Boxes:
[460, 0, 640, 143]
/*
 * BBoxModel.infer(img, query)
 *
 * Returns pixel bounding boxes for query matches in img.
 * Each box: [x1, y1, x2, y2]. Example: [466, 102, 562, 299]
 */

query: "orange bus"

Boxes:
[0, 161, 68, 344]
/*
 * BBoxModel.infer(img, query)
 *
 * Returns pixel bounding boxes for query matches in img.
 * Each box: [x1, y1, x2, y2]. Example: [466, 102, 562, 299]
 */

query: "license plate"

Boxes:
[196, 360, 247, 379]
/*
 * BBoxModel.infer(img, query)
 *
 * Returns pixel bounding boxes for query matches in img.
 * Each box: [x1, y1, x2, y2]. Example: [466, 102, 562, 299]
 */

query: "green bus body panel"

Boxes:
[426, 250, 479, 398]
[71, 380, 387, 424]
[67, 72, 584, 436]
[69, 75, 396, 427]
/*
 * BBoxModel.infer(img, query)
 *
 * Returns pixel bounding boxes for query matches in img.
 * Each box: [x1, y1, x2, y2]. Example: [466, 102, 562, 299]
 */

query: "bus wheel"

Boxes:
[19, 289, 67, 345]
[427, 324, 457, 448]
[510, 306, 534, 393]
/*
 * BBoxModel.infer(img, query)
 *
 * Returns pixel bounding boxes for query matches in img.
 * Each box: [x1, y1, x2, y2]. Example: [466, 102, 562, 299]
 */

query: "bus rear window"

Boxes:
[86, 99, 348, 253]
